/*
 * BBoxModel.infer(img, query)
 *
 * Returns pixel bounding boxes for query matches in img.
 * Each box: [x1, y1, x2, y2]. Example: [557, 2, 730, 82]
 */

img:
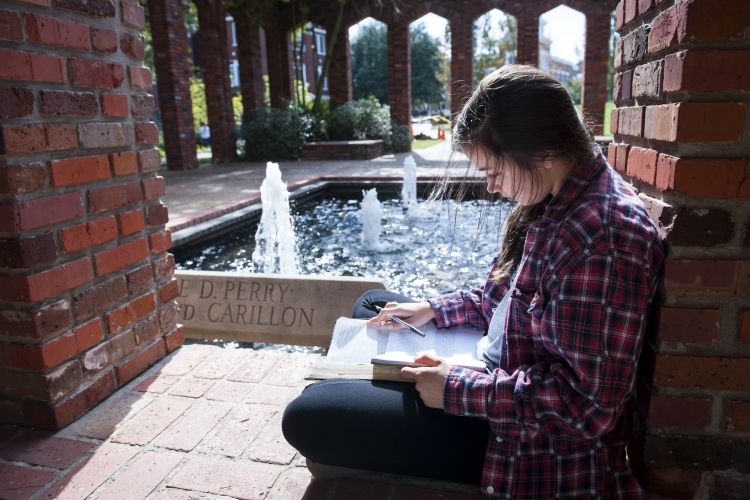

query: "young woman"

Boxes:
[282, 65, 664, 499]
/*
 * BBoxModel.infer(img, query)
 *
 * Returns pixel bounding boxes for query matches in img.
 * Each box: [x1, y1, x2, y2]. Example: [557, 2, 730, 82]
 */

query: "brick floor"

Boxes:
[0, 344, 482, 499]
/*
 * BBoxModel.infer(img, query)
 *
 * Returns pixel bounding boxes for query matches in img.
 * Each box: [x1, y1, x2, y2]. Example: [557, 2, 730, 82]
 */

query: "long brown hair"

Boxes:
[439, 65, 594, 283]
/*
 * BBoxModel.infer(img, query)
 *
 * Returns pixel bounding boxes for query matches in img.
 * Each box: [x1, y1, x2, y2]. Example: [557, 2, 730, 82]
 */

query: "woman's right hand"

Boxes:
[365, 301, 437, 330]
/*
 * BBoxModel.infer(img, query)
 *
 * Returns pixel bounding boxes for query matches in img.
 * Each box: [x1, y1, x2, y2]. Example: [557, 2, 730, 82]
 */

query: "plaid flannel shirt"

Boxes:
[427, 151, 664, 499]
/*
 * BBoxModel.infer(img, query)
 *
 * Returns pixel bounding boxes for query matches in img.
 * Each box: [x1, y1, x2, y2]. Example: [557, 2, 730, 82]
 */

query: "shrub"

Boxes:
[328, 97, 391, 141]
[386, 122, 412, 153]
[240, 106, 310, 161]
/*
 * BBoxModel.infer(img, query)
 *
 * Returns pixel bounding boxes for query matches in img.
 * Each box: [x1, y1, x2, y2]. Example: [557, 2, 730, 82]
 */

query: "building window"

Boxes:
[315, 32, 326, 55]
[302, 63, 307, 84]
[230, 60, 240, 88]
[231, 21, 237, 47]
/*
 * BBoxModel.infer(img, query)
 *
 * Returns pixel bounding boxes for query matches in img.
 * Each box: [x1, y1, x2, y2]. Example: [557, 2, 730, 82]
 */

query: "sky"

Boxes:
[348, 5, 587, 64]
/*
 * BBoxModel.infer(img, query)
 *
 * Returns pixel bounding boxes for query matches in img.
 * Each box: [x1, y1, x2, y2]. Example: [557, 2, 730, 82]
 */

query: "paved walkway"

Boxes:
[161, 142, 468, 232]
[0, 344, 482, 500]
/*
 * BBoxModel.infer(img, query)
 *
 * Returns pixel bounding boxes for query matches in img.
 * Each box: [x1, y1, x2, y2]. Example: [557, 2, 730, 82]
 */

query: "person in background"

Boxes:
[199, 122, 210, 147]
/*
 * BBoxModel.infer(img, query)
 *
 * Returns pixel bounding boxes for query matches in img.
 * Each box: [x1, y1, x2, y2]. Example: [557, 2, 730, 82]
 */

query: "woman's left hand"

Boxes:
[400, 353, 451, 409]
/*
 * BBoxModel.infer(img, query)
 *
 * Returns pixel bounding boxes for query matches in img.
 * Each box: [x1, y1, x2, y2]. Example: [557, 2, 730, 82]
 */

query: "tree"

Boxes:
[410, 23, 445, 108]
[473, 13, 516, 85]
[607, 11, 618, 101]
[351, 22, 445, 109]
[351, 23, 388, 103]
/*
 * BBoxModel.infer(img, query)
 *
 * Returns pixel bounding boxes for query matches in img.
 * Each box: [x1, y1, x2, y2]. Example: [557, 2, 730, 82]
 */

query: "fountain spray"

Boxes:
[252, 162, 298, 274]
[361, 188, 382, 250]
[402, 155, 418, 211]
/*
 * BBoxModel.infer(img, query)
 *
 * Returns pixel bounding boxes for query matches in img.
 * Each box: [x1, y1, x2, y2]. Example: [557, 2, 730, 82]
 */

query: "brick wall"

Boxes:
[0, 0, 184, 430]
[609, 0, 750, 497]
[386, 14, 411, 130]
[233, 13, 266, 122]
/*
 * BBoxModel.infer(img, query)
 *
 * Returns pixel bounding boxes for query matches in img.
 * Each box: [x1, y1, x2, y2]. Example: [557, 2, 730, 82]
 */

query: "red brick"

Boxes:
[153, 253, 175, 281]
[648, 3, 683, 54]
[45, 123, 77, 150]
[121, 1, 146, 29]
[106, 291, 155, 332]
[116, 340, 165, 385]
[655, 155, 748, 198]
[94, 237, 149, 276]
[679, 0, 750, 44]
[628, 466, 702, 500]
[101, 93, 128, 117]
[129, 65, 152, 90]
[127, 264, 154, 294]
[159, 345, 214, 376]
[645, 103, 745, 142]
[78, 122, 133, 149]
[624, 0, 637, 24]
[0, 360, 82, 402]
[607, 143, 617, 168]
[614, 143, 629, 173]
[147, 203, 169, 227]
[91, 28, 117, 53]
[728, 401, 750, 432]
[69, 58, 124, 89]
[0, 232, 57, 269]
[40, 90, 97, 116]
[166, 458, 280, 498]
[73, 318, 104, 352]
[0, 124, 45, 154]
[133, 314, 159, 344]
[0, 257, 93, 303]
[22, 388, 87, 430]
[139, 148, 162, 173]
[0, 87, 34, 119]
[97, 450, 181, 499]
[652, 353, 750, 390]
[142, 176, 166, 200]
[653, 306, 720, 343]
[9, 331, 78, 370]
[0, 10, 23, 42]
[741, 310, 750, 344]
[0, 463, 56, 499]
[159, 303, 179, 332]
[661, 260, 750, 296]
[609, 108, 619, 135]
[0, 48, 66, 82]
[56, 0, 115, 17]
[149, 230, 172, 254]
[136, 122, 159, 143]
[0, 192, 83, 233]
[163, 325, 184, 353]
[199, 404, 276, 457]
[50, 154, 110, 187]
[0, 162, 46, 195]
[81, 329, 135, 371]
[167, 378, 216, 399]
[664, 50, 750, 92]
[616, 106, 644, 137]
[0, 432, 94, 468]
[632, 60, 663, 99]
[88, 181, 141, 214]
[24, 13, 90, 50]
[131, 94, 154, 120]
[110, 150, 138, 176]
[638, 0, 655, 15]
[61, 216, 118, 253]
[646, 394, 711, 429]
[0, 301, 71, 339]
[158, 280, 179, 306]
[118, 208, 145, 236]
[120, 32, 145, 59]
[111, 395, 192, 445]
[626, 147, 658, 185]
[72, 276, 127, 319]
[40, 444, 137, 499]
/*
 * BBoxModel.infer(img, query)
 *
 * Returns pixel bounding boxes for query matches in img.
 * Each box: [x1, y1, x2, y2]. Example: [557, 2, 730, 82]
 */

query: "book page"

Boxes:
[324, 318, 390, 364]
[372, 322, 485, 371]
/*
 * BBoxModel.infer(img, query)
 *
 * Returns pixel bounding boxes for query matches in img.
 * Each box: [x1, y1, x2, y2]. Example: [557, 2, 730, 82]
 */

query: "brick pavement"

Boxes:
[0, 344, 482, 499]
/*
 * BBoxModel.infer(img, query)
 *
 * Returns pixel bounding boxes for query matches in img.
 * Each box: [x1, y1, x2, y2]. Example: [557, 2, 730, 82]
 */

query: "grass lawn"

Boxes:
[412, 138, 445, 149]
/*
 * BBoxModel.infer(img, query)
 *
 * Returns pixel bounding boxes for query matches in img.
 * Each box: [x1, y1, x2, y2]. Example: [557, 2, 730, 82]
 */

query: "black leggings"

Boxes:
[282, 290, 490, 485]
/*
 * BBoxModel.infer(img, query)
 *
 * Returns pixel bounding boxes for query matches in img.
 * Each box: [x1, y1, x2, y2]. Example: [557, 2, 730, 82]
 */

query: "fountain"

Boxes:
[360, 188, 383, 251]
[251, 162, 298, 274]
[402, 155, 418, 211]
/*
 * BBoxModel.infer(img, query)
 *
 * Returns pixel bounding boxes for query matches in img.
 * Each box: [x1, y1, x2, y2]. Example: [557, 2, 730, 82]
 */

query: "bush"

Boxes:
[328, 97, 391, 141]
[386, 122, 412, 153]
[240, 106, 310, 161]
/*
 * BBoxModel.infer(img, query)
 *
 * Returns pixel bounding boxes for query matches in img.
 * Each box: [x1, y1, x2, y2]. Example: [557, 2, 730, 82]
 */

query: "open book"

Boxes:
[323, 317, 486, 371]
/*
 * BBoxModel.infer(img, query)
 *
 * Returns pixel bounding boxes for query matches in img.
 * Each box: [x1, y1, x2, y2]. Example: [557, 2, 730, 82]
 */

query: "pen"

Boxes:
[373, 305, 426, 337]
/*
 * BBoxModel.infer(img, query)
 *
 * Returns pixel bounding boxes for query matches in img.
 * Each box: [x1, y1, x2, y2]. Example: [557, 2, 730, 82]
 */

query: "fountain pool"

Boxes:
[175, 190, 512, 301]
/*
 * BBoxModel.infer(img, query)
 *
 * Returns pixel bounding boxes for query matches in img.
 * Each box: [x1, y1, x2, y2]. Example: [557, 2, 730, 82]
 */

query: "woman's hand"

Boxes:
[365, 301, 436, 330]
[400, 352, 451, 409]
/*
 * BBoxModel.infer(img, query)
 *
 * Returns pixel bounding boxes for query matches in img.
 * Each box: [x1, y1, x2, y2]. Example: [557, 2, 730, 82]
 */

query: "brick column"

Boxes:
[581, 8, 611, 136]
[327, 25, 353, 107]
[448, 13, 473, 114]
[195, 0, 236, 162]
[233, 13, 266, 121]
[387, 15, 411, 129]
[608, 0, 750, 495]
[514, 2, 540, 66]
[148, 0, 198, 170]
[265, 14, 293, 108]
[0, 0, 183, 430]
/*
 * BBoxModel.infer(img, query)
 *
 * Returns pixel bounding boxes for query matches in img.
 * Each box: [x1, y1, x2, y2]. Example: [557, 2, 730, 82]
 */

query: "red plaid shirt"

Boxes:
[428, 151, 664, 499]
